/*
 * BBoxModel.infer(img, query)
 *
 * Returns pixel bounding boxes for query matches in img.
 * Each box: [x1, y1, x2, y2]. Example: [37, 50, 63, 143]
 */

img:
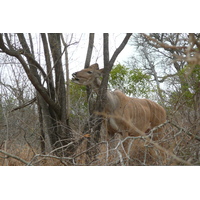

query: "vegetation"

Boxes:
[0, 33, 200, 166]
[109, 63, 152, 97]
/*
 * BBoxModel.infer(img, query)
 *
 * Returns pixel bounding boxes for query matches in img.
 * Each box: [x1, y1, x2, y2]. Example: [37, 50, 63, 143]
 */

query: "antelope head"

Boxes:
[72, 63, 103, 87]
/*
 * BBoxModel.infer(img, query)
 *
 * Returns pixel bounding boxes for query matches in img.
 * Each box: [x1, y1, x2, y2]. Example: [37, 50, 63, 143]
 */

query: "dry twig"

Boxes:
[0, 149, 32, 166]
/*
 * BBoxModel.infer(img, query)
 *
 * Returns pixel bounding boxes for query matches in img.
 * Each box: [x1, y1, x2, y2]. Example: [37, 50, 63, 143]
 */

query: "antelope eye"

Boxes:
[87, 71, 93, 74]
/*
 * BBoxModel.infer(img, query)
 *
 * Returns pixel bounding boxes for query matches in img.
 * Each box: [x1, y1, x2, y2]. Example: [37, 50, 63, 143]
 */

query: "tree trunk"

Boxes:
[84, 33, 95, 114]
[85, 33, 132, 164]
[0, 33, 72, 157]
[48, 34, 71, 136]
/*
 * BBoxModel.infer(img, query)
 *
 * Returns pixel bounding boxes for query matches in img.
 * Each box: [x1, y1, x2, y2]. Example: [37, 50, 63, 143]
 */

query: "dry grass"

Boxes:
[0, 143, 66, 166]
[0, 116, 199, 166]
[72, 118, 200, 166]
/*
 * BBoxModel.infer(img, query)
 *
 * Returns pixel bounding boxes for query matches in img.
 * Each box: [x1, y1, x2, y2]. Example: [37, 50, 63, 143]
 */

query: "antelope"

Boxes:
[72, 63, 166, 140]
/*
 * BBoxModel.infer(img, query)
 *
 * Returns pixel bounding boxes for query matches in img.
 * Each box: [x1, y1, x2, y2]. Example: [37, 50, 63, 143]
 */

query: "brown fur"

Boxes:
[72, 63, 166, 138]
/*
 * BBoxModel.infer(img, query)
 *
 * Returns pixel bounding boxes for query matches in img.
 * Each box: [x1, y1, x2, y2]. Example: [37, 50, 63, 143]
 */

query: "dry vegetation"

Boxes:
[0, 33, 200, 166]
[0, 97, 199, 166]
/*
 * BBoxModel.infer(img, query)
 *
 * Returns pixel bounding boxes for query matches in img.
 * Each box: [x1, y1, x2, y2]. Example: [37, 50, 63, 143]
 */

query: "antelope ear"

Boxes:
[89, 63, 99, 70]
[95, 68, 104, 78]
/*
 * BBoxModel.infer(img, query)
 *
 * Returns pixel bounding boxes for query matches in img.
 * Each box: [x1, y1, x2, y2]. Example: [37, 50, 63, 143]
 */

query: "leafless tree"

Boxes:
[82, 33, 132, 163]
[128, 33, 200, 165]
[0, 33, 73, 156]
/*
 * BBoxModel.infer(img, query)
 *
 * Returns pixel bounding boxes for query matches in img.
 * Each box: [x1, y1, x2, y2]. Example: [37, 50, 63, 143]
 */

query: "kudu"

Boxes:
[72, 63, 166, 139]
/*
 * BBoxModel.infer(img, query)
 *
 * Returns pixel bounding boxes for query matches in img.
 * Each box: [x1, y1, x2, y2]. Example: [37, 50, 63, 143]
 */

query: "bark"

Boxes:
[37, 97, 45, 154]
[84, 33, 95, 69]
[103, 33, 110, 67]
[48, 33, 65, 115]
[142, 33, 190, 95]
[0, 33, 72, 156]
[97, 33, 132, 113]
[17, 34, 62, 149]
[0, 34, 60, 115]
[60, 33, 70, 126]
[142, 47, 164, 103]
[86, 33, 132, 164]
[47, 33, 72, 148]
[84, 33, 95, 113]
[40, 33, 55, 101]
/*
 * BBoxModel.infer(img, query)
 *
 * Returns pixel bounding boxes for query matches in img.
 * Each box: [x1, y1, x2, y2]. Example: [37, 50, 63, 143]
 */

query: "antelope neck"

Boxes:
[91, 78, 101, 93]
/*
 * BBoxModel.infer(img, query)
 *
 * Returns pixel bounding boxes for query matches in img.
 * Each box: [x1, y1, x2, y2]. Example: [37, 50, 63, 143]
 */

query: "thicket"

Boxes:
[0, 33, 200, 166]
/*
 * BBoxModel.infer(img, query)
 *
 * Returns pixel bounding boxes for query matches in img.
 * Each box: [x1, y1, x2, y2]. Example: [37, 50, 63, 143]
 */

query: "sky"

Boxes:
[0, 33, 135, 101]
[66, 33, 135, 77]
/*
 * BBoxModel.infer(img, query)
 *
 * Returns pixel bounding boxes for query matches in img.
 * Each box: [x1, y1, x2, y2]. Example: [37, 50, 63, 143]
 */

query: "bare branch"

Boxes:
[169, 121, 200, 142]
[109, 33, 132, 67]
[103, 33, 109, 67]
[11, 97, 36, 112]
[84, 33, 95, 68]
[0, 33, 61, 115]
[141, 33, 187, 51]
[0, 149, 32, 166]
